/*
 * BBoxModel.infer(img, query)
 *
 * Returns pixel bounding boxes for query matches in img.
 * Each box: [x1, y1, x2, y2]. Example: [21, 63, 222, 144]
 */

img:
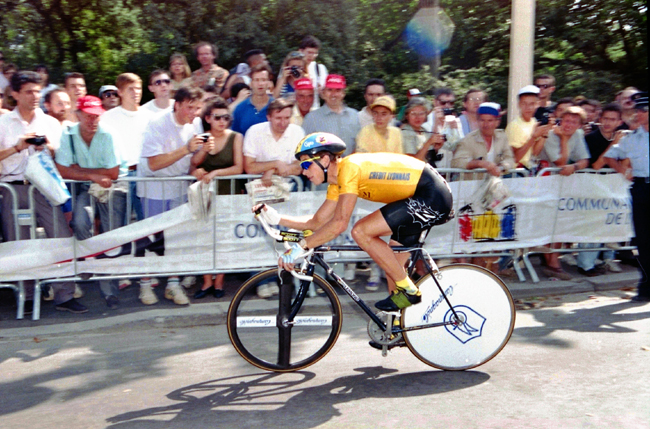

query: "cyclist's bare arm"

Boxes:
[300, 194, 357, 249]
[278, 198, 338, 232]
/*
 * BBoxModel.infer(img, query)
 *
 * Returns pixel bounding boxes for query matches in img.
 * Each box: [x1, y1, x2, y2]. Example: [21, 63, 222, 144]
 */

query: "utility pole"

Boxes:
[508, 0, 536, 122]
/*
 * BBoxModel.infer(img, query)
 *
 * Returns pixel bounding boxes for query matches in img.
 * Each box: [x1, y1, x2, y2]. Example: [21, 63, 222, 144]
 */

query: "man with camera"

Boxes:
[135, 86, 208, 306]
[0, 71, 85, 314]
[273, 51, 307, 100]
[424, 88, 464, 152]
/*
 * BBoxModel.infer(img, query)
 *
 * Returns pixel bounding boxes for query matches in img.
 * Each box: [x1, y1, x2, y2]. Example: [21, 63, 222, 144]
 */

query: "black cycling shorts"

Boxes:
[379, 164, 453, 247]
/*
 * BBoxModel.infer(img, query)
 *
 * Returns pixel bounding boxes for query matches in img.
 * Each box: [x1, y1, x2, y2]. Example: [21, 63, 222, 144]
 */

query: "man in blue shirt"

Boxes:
[55, 95, 126, 308]
[231, 64, 273, 135]
[604, 93, 650, 302]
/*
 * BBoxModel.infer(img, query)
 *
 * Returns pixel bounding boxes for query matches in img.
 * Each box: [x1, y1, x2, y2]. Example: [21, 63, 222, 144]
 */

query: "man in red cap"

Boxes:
[290, 77, 315, 126]
[55, 95, 127, 309]
[302, 74, 360, 156]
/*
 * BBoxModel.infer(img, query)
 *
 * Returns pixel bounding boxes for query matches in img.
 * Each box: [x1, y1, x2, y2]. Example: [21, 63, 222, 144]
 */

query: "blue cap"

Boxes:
[477, 102, 501, 116]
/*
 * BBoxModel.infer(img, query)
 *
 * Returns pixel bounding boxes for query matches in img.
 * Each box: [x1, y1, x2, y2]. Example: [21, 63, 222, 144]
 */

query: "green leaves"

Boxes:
[0, 0, 645, 108]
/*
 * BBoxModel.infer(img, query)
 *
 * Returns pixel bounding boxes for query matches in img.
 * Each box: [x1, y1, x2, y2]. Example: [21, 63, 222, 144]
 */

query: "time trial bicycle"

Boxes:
[227, 209, 515, 372]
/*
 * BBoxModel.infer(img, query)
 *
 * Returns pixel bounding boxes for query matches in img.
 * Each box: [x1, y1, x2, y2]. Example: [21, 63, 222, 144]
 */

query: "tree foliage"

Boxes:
[0, 0, 646, 110]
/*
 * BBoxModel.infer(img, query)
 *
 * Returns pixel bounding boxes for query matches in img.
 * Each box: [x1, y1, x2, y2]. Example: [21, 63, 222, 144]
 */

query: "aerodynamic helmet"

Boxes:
[294, 132, 347, 160]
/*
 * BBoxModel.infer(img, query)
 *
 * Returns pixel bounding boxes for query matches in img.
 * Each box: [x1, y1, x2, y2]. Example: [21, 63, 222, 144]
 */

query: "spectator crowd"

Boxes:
[1, 35, 648, 316]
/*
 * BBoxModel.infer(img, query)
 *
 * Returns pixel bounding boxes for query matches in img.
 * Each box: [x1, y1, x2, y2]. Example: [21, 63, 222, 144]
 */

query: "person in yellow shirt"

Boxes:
[256, 132, 453, 316]
[506, 85, 552, 169]
[356, 95, 403, 154]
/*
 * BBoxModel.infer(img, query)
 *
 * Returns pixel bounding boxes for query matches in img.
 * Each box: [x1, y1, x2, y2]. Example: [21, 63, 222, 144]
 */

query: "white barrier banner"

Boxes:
[0, 173, 633, 281]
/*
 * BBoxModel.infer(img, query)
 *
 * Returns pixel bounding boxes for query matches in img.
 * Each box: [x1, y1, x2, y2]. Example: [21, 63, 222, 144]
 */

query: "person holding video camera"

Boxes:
[273, 51, 307, 100]
[424, 88, 464, 152]
[401, 97, 448, 168]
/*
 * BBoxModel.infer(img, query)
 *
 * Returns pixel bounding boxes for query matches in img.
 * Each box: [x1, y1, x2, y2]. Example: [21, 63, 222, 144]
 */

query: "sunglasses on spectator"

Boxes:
[153, 79, 171, 86]
[102, 91, 118, 98]
[439, 100, 454, 106]
[536, 84, 552, 89]
[300, 156, 321, 170]
[211, 113, 231, 121]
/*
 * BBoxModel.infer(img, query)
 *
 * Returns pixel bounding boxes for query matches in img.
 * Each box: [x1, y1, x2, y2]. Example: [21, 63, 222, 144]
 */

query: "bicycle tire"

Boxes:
[227, 268, 343, 372]
[402, 264, 515, 370]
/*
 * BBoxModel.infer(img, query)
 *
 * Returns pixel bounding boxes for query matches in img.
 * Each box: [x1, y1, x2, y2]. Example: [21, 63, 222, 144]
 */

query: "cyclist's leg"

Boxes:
[351, 211, 409, 291]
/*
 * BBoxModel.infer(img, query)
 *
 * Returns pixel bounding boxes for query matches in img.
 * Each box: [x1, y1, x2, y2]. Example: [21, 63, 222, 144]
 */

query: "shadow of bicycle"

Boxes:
[106, 366, 490, 428]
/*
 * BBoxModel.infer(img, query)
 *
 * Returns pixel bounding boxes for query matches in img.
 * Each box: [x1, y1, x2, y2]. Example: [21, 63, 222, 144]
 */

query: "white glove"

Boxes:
[258, 204, 281, 225]
[281, 242, 304, 265]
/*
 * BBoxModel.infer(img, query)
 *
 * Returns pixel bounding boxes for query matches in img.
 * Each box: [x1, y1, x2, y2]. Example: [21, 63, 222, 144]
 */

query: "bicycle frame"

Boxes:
[287, 243, 461, 336]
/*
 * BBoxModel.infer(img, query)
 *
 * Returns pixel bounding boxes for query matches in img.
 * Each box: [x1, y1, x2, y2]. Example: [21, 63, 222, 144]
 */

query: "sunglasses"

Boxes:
[211, 113, 231, 121]
[536, 84, 552, 89]
[102, 91, 118, 98]
[300, 156, 321, 170]
[153, 78, 171, 86]
[439, 100, 455, 106]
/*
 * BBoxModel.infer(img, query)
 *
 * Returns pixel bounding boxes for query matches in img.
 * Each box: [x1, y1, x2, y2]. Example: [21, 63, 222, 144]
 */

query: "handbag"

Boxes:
[24, 150, 71, 206]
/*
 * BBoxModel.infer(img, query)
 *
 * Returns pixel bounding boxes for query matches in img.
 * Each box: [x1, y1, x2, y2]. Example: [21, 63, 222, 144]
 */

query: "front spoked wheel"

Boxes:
[401, 264, 515, 370]
[227, 268, 343, 372]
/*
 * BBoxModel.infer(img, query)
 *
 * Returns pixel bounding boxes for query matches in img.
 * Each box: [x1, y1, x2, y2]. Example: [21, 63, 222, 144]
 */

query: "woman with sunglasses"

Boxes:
[190, 97, 244, 299]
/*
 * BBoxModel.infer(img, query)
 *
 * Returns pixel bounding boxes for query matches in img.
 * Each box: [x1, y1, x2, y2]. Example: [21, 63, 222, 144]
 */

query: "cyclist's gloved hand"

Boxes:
[257, 204, 281, 225]
[281, 242, 304, 265]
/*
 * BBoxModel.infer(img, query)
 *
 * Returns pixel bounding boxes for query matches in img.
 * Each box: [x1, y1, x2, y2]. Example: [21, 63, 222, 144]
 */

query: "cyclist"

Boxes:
[256, 132, 453, 312]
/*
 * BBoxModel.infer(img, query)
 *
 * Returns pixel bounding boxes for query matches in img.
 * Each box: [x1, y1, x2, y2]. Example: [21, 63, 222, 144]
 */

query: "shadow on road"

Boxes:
[514, 300, 650, 347]
[105, 366, 490, 428]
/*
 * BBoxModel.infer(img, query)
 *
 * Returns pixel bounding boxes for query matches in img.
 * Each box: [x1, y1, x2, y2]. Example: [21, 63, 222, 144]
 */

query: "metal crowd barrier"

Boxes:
[519, 167, 636, 282]
[1, 167, 637, 320]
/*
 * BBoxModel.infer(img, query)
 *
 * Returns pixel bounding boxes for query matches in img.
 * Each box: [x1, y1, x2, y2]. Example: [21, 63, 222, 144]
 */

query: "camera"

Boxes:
[289, 65, 302, 78]
[443, 108, 454, 116]
[534, 107, 550, 126]
[26, 136, 47, 145]
[198, 133, 210, 142]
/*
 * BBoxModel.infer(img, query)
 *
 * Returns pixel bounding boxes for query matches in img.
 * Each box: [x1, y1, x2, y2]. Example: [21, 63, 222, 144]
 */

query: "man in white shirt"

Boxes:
[137, 86, 208, 306]
[101, 73, 153, 222]
[243, 98, 304, 299]
[142, 69, 174, 115]
[299, 35, 328, 110]
[243, 98, 305, 187]
[0, 71, 86, 314]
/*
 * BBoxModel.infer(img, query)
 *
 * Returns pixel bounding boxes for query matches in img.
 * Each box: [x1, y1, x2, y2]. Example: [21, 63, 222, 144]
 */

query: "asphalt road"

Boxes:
[0, 290, 649, 429]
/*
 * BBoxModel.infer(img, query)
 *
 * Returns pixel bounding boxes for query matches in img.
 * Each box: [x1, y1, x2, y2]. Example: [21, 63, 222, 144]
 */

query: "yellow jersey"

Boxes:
[326, 153, 425, 203]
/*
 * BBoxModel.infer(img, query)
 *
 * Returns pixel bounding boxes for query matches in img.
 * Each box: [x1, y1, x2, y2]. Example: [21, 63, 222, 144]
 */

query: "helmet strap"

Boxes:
[314, 159, 328, 183]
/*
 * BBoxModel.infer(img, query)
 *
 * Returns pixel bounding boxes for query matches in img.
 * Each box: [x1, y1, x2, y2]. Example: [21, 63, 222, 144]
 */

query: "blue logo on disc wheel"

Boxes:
[444, 305, 486, 344]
